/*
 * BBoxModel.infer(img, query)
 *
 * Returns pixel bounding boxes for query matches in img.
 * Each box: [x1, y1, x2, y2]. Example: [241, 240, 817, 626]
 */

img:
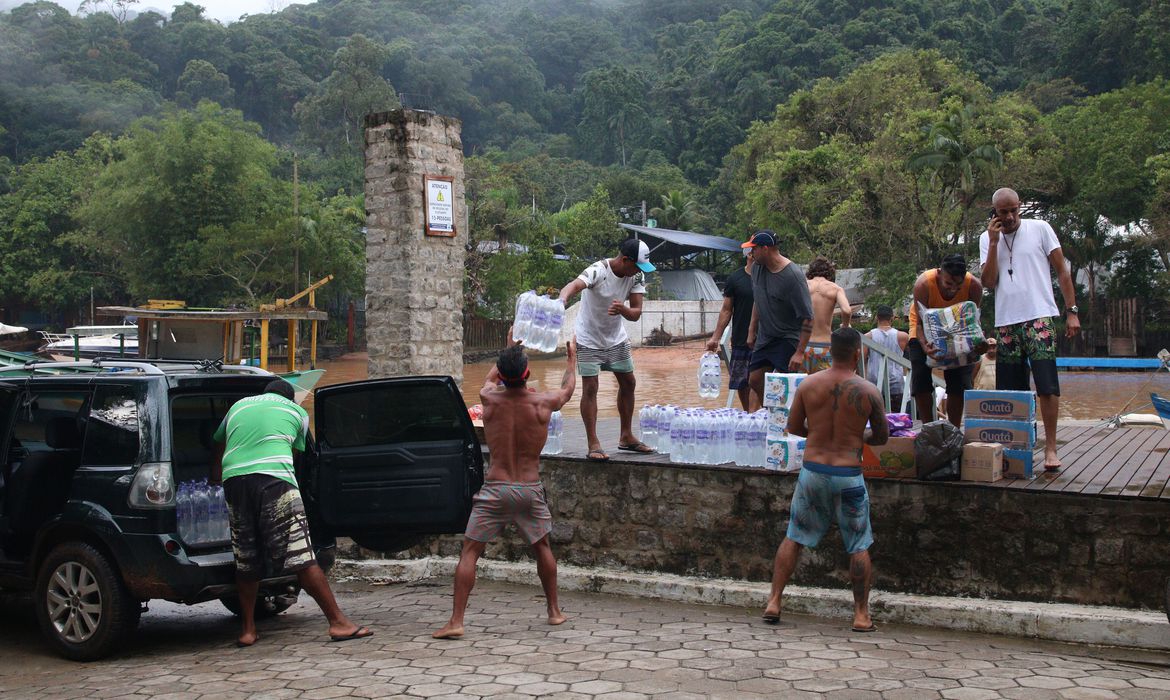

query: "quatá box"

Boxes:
[860, 436, 917, 478]
[963, 419, 1036, 451]
[964, 390, 1036, 422]
[1002, 448, 1035, 480]
[961, 442, 1003, 482]
[763, 372, 806, 409]
[765, 435, 805, 472]
[766, 407, 790, 438]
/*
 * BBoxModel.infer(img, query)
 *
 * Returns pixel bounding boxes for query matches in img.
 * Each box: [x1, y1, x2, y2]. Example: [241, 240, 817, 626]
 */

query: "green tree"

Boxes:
[294, 34, 400, 156]
[578, 67, 649, 167]
[174, 59, 235, 108]
[908, 104, 1003, 247]
[649, 190, 700, 231]
[0, 134, 120, 313]
[78, 103, 295, 303]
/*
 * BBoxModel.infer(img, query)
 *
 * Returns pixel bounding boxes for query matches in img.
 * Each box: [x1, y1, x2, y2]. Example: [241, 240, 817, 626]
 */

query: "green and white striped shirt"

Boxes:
[213, 393, 308, 487]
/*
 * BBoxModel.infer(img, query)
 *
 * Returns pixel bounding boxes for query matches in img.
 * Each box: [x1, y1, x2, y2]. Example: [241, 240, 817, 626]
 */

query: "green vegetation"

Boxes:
[0, 0, 1167, 328]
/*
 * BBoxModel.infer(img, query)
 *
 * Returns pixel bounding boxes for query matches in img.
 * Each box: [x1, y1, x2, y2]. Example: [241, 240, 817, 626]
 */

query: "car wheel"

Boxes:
[220, 586, 300, 618]
[35, 542, 141, 661]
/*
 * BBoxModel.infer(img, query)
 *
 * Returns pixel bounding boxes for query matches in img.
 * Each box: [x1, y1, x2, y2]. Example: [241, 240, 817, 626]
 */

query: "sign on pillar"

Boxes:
[425, 174, 455, 237]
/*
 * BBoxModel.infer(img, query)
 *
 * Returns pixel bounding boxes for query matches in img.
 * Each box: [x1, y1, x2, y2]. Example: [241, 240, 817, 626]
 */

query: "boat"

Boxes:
[39, 324, 139, 361]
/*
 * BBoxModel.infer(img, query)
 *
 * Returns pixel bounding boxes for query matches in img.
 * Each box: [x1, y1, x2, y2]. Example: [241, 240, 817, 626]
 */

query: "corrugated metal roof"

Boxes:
[620, 224, 744, 255]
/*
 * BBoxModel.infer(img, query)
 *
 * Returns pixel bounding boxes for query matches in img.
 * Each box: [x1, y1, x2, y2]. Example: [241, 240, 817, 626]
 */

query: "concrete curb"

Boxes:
[334, 557, 1170, 651]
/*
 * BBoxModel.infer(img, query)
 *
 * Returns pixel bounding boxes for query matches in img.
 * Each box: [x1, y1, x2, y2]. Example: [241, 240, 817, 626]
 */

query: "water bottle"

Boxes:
[191, 479, 209, 544]
[658, 405, 674, 454]
[525, 295, 550, 351]
[639, 405, 657, 450]
[176, 481, 192, 541]
[211, 483, 228, 541]
[554, 411, 563, 454]
[752, 411, 768, 467]
[734, 412, 751, 466]
[543, 298, 565, 353]
[716, 410, 732, 464]
[675, 410, 690, 463]
[513, 290, 536, 343]
[683, 411, 698, 463]
[542, 411, 562, 455]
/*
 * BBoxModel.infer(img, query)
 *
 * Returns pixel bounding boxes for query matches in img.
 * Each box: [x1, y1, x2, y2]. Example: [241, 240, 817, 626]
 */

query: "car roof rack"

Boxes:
[10, 357, 276, 377]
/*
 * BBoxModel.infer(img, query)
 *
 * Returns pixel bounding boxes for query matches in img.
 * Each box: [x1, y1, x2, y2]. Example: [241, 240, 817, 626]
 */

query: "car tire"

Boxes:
[220, 587, 299, 619]
[35, 542, 141, 661]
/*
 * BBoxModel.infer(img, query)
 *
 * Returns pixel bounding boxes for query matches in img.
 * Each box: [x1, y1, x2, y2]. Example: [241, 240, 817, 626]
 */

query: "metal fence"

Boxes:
[464, 318, 512, 350]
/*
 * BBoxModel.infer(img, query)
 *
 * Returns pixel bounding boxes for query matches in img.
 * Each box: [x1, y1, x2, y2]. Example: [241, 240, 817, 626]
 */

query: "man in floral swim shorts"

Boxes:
[980, 188, 1080, 471]
[434, 338, 577, 640]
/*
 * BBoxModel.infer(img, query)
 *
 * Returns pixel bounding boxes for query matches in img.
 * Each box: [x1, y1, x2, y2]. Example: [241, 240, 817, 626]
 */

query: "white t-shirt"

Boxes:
[573, 259, 646, 349]
[979, 219, 1061, 327]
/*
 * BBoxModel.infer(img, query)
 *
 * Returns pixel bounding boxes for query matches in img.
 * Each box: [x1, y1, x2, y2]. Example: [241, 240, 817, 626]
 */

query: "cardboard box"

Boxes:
[1002, 448, 1035, 480]
[861, 436, 917, 478]
[963, 419, 1036, 451]
[763, 372, 806, 408]
[964, 390, 1036, 421]
[765, 435, 805, 472]
[961, 442, 1003, 482]
[766, 407, 789, 438]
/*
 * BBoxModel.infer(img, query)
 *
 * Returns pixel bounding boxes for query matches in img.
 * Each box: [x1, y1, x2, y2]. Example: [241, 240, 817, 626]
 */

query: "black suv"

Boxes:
[0, 359, 483, 660]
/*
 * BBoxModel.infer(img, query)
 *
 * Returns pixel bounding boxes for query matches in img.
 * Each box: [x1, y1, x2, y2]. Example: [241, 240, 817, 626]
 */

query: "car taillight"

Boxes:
[128, 462, 175, 509]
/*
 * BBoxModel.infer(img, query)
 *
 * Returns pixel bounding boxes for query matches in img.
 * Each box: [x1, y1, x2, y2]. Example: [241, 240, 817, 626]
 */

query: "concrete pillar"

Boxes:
[363, 109, 467, 383]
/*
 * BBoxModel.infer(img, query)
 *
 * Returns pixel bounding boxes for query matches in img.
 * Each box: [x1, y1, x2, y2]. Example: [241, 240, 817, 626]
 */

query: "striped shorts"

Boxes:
[224, 474, 316, 581]
[576, 341, 634, 376]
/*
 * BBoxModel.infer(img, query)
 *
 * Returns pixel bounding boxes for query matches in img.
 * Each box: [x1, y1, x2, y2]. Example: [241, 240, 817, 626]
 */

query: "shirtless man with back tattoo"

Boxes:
[762, 327, 888, 632]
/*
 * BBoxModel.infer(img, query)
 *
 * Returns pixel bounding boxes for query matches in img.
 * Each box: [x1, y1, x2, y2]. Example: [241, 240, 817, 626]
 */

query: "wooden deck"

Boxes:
[549, 418, 1170, 501]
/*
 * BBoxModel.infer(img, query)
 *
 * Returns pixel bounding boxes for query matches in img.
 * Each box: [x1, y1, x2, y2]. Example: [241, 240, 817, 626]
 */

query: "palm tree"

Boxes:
[908, 104, 1003, 248]
[649, 191, 700, 231]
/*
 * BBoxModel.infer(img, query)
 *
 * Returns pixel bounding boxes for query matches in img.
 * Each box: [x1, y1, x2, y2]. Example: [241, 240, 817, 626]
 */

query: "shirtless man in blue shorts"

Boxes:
[762, 327, 889, 632]
[433, 336, 577, 639]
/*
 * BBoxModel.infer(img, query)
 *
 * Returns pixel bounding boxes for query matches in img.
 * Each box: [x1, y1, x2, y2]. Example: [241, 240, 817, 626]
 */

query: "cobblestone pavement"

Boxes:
[3, 578, 1170, 699]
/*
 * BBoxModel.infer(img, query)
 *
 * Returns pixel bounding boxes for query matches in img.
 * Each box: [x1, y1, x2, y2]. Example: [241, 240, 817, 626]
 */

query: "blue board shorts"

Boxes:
[786, 462, 874, 554]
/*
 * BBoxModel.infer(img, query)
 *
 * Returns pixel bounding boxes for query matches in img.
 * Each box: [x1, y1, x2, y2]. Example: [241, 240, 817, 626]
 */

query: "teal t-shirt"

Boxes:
[213, 393, 309, 487]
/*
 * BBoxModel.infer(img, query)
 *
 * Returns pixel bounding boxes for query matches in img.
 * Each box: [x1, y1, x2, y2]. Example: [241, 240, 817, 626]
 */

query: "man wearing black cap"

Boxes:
[908, 253, 984, 425]
[558, 238, 656, 460]
[741, 230, 814, 412]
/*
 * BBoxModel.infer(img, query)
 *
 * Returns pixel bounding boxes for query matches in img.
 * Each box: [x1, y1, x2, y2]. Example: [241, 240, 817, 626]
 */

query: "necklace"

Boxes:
[1002, 230, 1017, 279]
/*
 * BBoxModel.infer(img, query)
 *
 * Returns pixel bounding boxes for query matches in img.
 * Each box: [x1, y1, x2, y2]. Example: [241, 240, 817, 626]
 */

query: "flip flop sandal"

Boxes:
[587, 449, 610, 462]
[851, 623, 878, 633]
[617, 442, 655, 453]
[330, 626, 374, 642]
[762, 613, 781, 625]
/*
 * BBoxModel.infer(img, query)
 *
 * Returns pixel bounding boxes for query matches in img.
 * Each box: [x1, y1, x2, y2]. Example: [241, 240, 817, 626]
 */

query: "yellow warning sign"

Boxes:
[424, 174, 455, 236]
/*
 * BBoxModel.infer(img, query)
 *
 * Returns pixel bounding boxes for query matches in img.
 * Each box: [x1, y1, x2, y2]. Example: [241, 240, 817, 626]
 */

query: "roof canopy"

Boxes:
[619, 224, 744, 260]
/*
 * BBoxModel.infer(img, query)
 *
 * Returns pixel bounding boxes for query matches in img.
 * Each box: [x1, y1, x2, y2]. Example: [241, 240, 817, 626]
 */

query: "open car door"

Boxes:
[311, 376, 483, 551]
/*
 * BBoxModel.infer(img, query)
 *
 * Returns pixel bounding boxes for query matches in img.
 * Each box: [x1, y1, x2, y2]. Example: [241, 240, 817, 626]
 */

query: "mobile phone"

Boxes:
[988, 207, 997, 219]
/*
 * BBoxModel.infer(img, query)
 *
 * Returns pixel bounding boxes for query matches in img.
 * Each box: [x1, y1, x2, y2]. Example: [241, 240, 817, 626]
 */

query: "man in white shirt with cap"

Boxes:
[558, 238, 656, 461]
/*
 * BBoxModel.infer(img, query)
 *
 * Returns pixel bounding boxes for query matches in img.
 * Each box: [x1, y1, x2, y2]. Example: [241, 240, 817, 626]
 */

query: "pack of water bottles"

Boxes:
[176, 479, 231, 546]
[696, 352, 722, 398]
[541, 410, 564, 455]
[512, 290, 566, 353]
[639, 404, 771, 468]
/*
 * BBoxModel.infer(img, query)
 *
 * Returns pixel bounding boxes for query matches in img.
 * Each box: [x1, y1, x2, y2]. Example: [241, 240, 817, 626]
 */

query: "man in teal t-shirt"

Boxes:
[213, 379, 372, 648]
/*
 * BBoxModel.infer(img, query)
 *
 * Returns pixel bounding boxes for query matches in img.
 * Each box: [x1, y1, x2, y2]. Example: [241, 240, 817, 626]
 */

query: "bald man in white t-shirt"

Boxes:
[979, 187, 1080, 471]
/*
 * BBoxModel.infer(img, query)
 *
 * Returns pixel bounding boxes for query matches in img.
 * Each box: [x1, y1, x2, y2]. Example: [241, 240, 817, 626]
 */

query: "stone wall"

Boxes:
[364, 109, 466, 383]
[402, 458, 1170, 610]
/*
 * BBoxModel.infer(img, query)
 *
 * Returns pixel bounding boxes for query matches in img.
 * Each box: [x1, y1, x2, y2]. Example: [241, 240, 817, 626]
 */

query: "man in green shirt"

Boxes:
[214, 379, 372, 647]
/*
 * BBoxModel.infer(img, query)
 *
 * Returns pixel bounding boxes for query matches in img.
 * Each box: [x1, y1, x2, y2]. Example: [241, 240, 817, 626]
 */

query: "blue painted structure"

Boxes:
[1056, 357, 1164, 370]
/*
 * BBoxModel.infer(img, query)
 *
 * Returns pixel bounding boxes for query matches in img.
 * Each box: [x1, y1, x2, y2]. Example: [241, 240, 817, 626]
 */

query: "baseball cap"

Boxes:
[620, 238, 656, 273]
[741, 230, 777, 248]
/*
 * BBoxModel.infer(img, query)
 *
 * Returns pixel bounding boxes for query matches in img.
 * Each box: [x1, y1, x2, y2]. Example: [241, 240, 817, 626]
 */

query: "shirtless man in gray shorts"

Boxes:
[433, 336, 577, 639]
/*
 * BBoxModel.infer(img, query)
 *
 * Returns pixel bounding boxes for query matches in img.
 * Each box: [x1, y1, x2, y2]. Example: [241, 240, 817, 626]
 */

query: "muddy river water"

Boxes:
[311, 343, 1170, 422]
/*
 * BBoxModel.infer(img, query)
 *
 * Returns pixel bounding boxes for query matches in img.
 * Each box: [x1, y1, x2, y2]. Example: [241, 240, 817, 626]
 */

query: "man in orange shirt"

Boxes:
[908, 254, 984, 425]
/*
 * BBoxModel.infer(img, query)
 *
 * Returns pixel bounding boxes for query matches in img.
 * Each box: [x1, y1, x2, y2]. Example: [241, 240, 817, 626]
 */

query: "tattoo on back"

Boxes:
[830, 378, 873, 418]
